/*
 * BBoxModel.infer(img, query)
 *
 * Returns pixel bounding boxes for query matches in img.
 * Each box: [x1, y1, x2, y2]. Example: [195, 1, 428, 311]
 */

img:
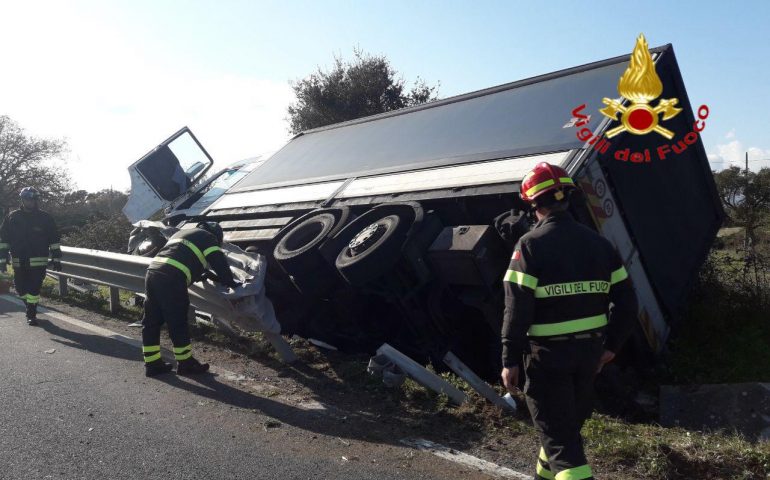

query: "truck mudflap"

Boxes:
[574, 158, 669, 353]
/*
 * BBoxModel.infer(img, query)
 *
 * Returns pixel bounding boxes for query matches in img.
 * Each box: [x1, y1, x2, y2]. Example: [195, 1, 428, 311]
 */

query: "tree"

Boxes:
[61, 214, 133, 253]
[287, 49, 439, 134]
[714, 166, 770, 247]
[0, 116, 70, 215]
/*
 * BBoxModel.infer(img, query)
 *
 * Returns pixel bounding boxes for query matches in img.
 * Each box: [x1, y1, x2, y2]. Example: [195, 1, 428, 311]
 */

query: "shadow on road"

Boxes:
[2, 299, 485, 451]
[37, 317, 141, 362]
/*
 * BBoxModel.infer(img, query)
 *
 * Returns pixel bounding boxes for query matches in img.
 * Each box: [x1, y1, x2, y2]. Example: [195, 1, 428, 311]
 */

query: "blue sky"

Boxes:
[1, 0, 768, 190]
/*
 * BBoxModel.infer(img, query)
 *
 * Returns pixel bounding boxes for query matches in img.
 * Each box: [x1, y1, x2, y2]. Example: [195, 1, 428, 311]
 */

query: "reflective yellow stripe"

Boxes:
[535, 281, 610, 298]
[26, 295, 40, 304]
[539, 448, 549, 462]
[555, 464, 593, 480]
[175, 351, 193, 361]
[525, 179, 555, 197]
[559, 177, 574, 185]
[144, 352, 162, 363]
[30, 256, 48, 262]
[167, 238, 207, 268]
[173, 344, 192, 354]
[49, 243, 61, 250]
[528, 314, 607, 337]
[181, 240, 207, 268]
[12, 259, 20, 266]
[611, 266, 628, 284]
[142, 345, 161, 353]
[504, 270, 538, 290]
[537, 462, 555, 480]
[152, 257, 192, 284]
[203, 246, 221, 257]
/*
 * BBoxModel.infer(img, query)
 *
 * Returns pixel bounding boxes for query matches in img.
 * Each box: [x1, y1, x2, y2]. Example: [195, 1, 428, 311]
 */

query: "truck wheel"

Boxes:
[273, 207, 355, 266]
[274, 212, 336, 267]
[335, 214, 409, 286]
[273, 208, 354, 296]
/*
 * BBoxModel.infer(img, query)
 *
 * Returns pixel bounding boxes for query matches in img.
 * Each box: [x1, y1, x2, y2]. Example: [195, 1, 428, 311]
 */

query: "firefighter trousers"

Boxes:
[141, 269, 193, 364]
[14, 266, 47, 318]
[524, 336, 604, 480]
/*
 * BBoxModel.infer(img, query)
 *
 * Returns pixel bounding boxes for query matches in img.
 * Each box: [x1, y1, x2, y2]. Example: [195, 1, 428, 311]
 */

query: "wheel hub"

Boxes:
[348, 222, 385, 256]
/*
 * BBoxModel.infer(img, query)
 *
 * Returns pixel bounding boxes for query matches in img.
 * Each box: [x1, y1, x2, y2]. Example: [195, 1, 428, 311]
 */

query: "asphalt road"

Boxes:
[0, 296, 497, 480]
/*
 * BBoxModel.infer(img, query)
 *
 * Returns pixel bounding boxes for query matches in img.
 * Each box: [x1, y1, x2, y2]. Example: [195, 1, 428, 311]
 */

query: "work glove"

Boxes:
[49, 259, 62, 272]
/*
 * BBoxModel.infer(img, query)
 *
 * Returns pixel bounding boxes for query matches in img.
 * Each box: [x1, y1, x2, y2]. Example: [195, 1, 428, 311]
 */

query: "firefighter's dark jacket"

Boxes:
[148, 228, 236, 287]
[501, 210, 638, 368]
[0, 209, 61, 268]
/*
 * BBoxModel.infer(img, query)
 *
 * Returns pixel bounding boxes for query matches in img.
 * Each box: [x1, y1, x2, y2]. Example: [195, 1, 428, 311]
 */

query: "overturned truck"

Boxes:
[126, 44, 723, 379]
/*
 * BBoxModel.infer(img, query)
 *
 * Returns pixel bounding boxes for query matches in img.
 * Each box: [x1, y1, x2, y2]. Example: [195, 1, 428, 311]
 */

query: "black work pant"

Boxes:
[141, 269, 192, 363]
[14, 266, 47, 318]
[524, 336, 603, 480]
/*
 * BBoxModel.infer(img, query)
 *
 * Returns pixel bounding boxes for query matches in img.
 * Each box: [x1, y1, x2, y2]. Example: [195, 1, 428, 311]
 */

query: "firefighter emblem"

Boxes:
[600, 34, 682, 140]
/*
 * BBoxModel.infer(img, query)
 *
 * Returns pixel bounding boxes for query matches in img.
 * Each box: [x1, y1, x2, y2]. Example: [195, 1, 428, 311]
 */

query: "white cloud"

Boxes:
[725, 128, 736, 140]
[708, 137, 770, 172]
[0, 2, 294, 192]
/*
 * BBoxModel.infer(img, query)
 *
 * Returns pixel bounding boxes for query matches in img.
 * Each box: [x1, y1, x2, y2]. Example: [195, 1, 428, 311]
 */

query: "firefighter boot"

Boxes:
[26, 302, 38, 326]
[177, 357, 210, 375]
[145, 359, 174, 377]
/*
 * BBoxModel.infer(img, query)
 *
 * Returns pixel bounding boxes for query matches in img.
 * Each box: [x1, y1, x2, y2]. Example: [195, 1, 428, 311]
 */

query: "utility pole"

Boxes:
[743, 152, 751, 250]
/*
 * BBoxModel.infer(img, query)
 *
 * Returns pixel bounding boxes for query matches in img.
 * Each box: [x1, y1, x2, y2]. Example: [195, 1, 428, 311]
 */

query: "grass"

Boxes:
[665, 248, 770, 384]
[37, 274, 143, 322]
[583, 415, 770, 479]
[667, 301, 770, 384]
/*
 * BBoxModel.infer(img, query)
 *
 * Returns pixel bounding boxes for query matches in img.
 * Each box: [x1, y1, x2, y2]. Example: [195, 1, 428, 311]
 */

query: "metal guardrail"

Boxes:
[53, 246, 297, 363]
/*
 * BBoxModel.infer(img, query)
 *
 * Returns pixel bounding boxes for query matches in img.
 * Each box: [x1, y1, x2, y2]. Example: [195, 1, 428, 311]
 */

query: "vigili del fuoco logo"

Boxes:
[565, 34, 710, 163]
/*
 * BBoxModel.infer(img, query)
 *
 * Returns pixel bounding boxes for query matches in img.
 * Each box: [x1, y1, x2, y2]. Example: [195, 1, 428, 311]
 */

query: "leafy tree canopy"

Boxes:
[287, 49, 439, 134]
[714, 166, 770, 246]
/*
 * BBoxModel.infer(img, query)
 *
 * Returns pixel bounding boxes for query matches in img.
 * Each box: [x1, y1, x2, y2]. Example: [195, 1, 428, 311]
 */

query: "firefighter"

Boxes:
[500, 163, 638, 480]
[142, 221, 239, 377]
[0, 187, 62, 325]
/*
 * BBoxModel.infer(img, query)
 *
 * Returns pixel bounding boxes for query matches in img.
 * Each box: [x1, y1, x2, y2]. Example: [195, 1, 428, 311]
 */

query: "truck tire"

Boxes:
[335, 213, 411, 286]
[273, 207, 354, 296]
[273, 207, 355, 265]
[274, 213, 336, 265]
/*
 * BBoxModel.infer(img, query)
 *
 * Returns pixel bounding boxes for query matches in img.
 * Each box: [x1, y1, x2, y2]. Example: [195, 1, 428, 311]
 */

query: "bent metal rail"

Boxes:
[50, 246, 297, 363]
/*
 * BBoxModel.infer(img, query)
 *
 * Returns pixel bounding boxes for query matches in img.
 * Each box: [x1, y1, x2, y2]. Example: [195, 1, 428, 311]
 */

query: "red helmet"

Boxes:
[520, 162, 576, 203]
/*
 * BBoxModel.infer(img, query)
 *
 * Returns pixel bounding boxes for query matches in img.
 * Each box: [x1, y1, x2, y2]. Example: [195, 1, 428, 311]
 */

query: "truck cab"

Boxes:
[123, 127, 267, 226]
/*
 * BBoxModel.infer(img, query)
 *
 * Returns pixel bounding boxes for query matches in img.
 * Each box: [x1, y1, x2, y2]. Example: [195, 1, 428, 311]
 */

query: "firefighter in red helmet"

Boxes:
[501, 162, 638, 480]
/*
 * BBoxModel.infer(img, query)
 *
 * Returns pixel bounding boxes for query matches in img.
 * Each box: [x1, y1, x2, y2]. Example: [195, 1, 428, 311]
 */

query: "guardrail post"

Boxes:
[58, 276, 69, 296]
[109, 287, 120, 314]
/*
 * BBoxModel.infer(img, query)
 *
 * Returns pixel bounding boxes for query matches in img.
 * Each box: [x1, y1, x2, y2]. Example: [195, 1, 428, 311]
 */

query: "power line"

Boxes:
[709, 158, 769, 163]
